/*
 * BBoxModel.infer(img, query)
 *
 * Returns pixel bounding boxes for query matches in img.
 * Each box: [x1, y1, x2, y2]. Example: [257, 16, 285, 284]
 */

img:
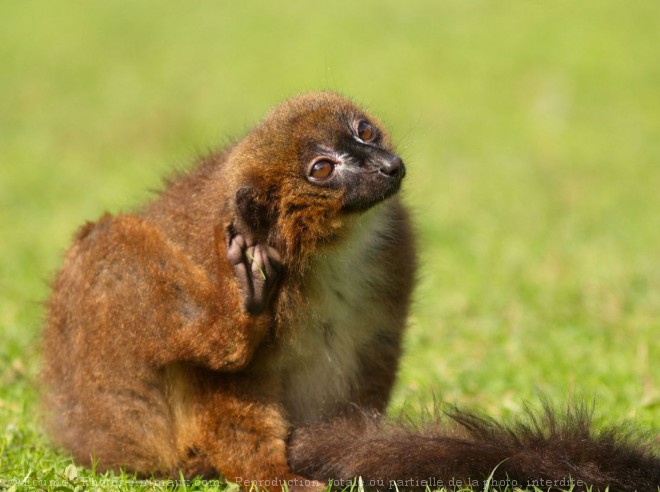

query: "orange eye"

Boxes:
[357, 120, 376, 142]
[309, 159, 335, 180]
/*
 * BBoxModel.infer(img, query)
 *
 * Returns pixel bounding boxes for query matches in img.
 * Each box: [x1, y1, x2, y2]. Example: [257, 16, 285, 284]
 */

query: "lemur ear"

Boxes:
[235, 187, 271, 234]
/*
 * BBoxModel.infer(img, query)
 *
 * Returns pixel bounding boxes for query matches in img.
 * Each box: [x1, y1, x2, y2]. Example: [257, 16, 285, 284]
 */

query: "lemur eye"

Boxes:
[308, 159, 335, 180]
[357, 120, 376, 142]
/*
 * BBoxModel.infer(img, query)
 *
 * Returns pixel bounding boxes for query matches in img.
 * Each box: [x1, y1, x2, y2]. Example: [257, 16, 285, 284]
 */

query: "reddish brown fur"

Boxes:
[42, 93, 659, 491]
[42, 92, 415, 489]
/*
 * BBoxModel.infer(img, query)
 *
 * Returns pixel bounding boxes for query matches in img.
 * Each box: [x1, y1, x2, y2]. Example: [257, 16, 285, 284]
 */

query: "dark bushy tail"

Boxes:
[288, 402, 660, 491]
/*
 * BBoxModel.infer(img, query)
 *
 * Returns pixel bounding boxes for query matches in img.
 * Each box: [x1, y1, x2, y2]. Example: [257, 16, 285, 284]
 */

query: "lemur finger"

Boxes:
[227, 234, 247, 266]
[232, 261, 254, 311]
[260, 248, 280, 280]
[251, 245, 267, 282]
[247, 246, 268, 314]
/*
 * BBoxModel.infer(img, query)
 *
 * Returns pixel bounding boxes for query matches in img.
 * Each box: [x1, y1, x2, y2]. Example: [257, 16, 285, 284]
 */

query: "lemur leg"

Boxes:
[188, 373, 324, 491]
[44, 214, 287, 476]
[62, 214, 281, 372]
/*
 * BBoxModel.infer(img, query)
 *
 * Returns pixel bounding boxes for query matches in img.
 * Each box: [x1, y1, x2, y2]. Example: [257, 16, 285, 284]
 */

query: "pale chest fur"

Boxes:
[275, 203, 398, 425]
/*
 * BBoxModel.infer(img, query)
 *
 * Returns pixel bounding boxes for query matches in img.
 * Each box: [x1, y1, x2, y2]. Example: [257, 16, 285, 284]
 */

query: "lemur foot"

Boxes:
[227, 226, 282, 315]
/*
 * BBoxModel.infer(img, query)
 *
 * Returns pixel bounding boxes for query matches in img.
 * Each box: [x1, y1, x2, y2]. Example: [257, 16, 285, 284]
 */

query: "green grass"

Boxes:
[1, 1, 659, 490]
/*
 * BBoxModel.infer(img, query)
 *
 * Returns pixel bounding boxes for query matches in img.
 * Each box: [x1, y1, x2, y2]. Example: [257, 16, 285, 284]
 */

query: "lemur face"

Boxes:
[230, 93, 405, 253]
[300, 110, 405, 213]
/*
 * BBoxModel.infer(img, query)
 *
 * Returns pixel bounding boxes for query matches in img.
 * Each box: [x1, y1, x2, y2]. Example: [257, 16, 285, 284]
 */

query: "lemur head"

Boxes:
[226, 92, 405, 259]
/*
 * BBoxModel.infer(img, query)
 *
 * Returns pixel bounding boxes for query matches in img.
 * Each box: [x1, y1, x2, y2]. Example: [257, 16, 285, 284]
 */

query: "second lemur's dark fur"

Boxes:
[42, 92, 659, 491]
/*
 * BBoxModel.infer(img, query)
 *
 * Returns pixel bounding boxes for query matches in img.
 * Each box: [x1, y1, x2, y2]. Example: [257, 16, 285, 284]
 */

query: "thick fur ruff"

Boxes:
[288, 402, 660, 491]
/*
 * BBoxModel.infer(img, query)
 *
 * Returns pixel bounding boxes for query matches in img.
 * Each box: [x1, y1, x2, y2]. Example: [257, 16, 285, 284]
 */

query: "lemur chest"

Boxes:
[279, 264, 383, 425]
[275, 209, 394, 425]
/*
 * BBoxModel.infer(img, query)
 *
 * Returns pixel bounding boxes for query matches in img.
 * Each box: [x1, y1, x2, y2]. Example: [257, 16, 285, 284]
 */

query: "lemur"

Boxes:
[42, 92, 660, 491]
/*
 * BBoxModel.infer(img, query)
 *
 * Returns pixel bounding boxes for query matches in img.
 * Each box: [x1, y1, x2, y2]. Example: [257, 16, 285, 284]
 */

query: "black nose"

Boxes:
[379, 156, 405, 179]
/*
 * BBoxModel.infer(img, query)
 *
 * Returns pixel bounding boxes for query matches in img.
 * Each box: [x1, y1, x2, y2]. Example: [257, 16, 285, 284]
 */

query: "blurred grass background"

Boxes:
[1, 1, 659, 489]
